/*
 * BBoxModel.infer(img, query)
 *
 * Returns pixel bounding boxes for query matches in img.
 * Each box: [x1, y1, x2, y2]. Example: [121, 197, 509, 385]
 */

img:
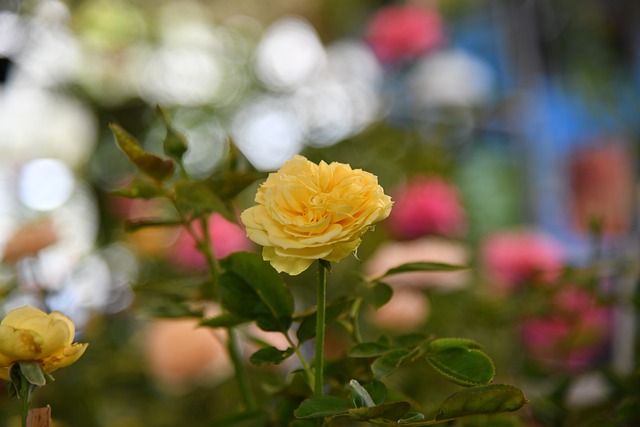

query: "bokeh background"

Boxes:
[0, 0, 639, 426]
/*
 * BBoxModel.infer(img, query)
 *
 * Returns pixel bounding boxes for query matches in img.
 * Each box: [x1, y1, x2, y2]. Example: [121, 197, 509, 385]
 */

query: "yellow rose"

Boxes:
[241, 155, 393, 275]
[0, 306, 88, 380]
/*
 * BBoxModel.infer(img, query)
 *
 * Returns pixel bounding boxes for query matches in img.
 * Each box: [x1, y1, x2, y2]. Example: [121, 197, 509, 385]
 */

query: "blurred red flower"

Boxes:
[365, 4, 444, 64]
[386, 176, 466, 240]
[481, 230, 564, 294]
[522, 287, 611, 372]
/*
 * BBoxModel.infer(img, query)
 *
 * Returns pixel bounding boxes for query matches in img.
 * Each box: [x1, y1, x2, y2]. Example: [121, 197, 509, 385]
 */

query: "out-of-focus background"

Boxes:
[0, 0, 638, 426]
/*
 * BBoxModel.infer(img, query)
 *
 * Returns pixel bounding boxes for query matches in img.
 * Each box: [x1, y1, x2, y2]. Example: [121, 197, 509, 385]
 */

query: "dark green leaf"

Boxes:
[249, 346, 294, 366]
[174, 180, 233, 220]
[111, 178, 165, 199]
[394, 333, 431, 349]
[293, 396, 350, 419]
[428, 338, 483, 352]
[110, 123, 175, 182]
[157, 106, 188, 162]
[349, 342, 390, 358]
[372, 262, 468, 282]
[366, 282, 393, 308]
[296, 298, 352, 343]
[124, 218, 182, 232]
[348, 401, 411, 421]
[398, 411, 426, 423]
[19, 362, 46, 387]
[426, 347, 495, 387]
[435, 384, 527, 420]
[220, 252, 294, 332]
[201, 312, 250, 328]
[364, 380, 388, 406]
[372, 348, 413, 378]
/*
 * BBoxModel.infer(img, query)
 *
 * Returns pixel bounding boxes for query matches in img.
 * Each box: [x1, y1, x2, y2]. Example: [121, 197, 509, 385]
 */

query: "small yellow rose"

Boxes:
[241, 155, 393, 275]
[0, 306, 88, 380]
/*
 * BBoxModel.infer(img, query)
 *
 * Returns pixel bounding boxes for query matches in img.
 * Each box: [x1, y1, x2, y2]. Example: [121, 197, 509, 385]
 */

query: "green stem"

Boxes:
[284, 333, 315, 391]
[20, 380, 30, 427]
[227, 327, 258, 411]
[198, 216, 220, 297]
[314, 260, 328, 397]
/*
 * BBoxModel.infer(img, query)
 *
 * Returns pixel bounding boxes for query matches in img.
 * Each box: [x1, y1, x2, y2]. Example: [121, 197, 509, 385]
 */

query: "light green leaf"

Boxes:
[220, 252, 294, 333]
[435, 384, 527, 420]
[426, 347, 495, 387]
[110, 123, 175, 182]
[428, 338, 483, 352]
[249, 346, 294, 366]
[372, 262, 468, 282]
[293, 396, 350, 419]
[111, 178, 165, 199]
[19, 361, 46, 387]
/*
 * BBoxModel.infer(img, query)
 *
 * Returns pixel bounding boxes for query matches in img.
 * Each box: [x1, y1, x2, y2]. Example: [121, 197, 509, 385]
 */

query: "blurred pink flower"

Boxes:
[170, 213, 254, 270]
[481, 230, 565, 294]
[386, 176, 466, 240]
[365, 237, 469, 289]
[522, 287, 611, 373]
[371, 287, 430, 332]
[365, 4, 444, 64]
[144, 318, 232, 389]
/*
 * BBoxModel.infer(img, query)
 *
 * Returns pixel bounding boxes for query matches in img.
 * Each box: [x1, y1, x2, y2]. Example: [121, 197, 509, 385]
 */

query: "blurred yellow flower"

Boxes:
[0, 306, 88, 380]
[241, 155, 393, 275]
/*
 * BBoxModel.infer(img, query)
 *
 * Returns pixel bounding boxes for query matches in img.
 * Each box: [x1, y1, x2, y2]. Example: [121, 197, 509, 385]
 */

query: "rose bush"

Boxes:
[0, 306, 88, 380]
[241, 155, 393, 275]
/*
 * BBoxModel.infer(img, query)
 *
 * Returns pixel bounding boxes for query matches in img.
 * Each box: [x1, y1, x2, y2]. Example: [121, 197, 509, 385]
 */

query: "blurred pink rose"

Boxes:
[371, 287, 430, 332]
[481, 230, 565, 294]
[386, 176, 466, 240]
[170, 213, 254, 270]
[522, 287, 611, 373]
[365, 4, 444, 64]
[144, 318, 232, 389]
[365, 237, 469, 289]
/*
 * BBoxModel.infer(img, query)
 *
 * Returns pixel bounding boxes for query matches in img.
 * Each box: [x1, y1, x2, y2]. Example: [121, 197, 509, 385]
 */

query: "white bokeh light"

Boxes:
[17, 158, 75, 211]
[255, 18, 326, 91]
[231, 97, 304, 171]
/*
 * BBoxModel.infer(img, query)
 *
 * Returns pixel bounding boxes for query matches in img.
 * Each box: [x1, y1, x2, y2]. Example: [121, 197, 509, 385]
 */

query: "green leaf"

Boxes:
[111, 178, 166, 199]
[426, 347, 495, 387]
[19, 361, 46, 387]
[249, 346, 294, 366]
[201, 312, 250, 328]
[124, 218, 182, 232]
[207, 170, 264, 201]
[372, 348, 413, 378]
[366, 282, 393, 309]
[372, 262, 468, 282]
[110, 123, 175, 182]
[157, 106, 188, 162]
[428, 338, 483, 352]
[398, 411, 426, 423]
[364, 380, 388, 406]
[349, 342, 390, 358]
[220, 252, 294, 332]
[348, 401, 411, 421]
[435, 384, 527, 420]
[296, 298, 352, 343]
[173, 180, 233, 220]
[293, 396, 350, 419]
